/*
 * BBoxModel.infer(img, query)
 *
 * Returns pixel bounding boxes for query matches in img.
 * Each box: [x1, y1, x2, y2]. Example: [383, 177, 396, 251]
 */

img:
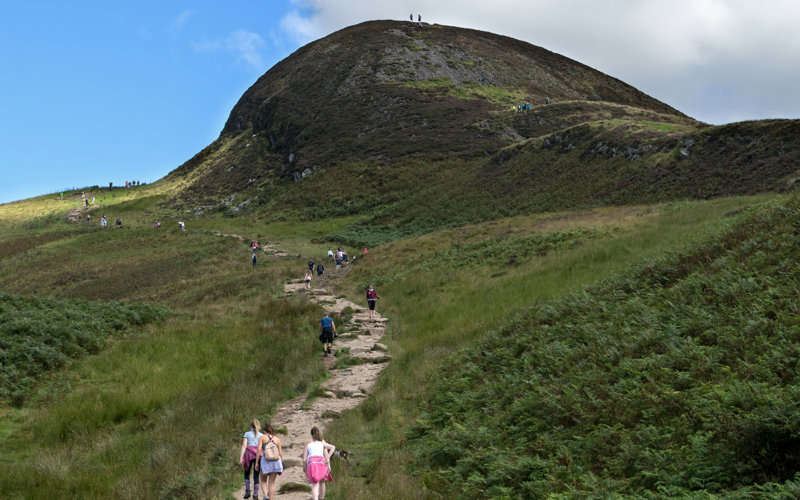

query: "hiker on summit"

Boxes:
[366, 284, 381, 319]
[303, 427, 335, 500]
[255, 423, 284, 500]
[239, 418, 263, 499]
[305, 269, 313, 289]
[418, 14, 422, 28]
[410, 13, 413, 22]
[319, 312, 336, 356]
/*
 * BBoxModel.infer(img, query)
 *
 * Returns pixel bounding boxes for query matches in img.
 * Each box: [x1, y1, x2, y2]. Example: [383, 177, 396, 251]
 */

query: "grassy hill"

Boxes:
[2, 18, 800, 500]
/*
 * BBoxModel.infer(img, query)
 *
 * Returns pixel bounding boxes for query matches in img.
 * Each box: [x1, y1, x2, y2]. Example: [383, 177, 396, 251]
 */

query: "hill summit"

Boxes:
[166, 20, 799, 246]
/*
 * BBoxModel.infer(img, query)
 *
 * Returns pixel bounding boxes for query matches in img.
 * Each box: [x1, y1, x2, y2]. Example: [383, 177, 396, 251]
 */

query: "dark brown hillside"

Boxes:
[218, 20, 685, 168]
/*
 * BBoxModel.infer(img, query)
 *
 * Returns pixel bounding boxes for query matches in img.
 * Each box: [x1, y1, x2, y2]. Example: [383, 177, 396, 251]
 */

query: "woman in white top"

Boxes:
[302, 427, 335, 500]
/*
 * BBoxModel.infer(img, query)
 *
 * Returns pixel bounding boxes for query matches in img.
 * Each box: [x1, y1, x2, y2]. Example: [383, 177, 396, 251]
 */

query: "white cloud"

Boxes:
[275, 0, 800, 124]
[172, 9, 194, 32]
[226, 30, 267, 70]
[191, 30, 267, 71]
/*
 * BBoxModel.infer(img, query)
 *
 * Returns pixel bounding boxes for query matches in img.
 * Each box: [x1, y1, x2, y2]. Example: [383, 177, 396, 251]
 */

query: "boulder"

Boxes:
[372, 343, 388, 352]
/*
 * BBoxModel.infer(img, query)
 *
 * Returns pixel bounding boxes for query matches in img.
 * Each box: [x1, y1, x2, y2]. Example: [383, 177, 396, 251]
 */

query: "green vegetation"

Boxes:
[639, 120, 680, 132]
[323, 196, 774, 500]
[0, 292, 170, 405]
[0, 298, 326, 500]
[409, 196, 800, 498]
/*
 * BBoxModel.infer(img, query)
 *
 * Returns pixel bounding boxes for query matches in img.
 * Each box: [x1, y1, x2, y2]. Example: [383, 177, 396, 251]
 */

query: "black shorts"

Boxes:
[368, 299, 376, 311]
[320, 327, 334, 343]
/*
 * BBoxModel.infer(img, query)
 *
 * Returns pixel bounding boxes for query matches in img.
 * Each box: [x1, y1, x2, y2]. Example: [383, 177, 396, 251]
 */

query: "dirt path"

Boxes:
[232, 263, 388, 500]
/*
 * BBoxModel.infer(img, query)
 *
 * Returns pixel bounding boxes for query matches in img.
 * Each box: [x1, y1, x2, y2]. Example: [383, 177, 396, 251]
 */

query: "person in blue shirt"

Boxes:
[319, 313, 336, 356]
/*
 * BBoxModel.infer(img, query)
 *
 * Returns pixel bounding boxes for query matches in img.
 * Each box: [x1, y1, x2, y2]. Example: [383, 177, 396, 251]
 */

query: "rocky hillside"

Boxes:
[162, 20, 799, 243]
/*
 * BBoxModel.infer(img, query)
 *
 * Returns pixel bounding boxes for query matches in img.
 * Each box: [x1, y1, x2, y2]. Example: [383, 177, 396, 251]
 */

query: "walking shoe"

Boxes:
[324, 352, 328, 357]
[327, 347, 332, 354]
[243, 489, 251, 499]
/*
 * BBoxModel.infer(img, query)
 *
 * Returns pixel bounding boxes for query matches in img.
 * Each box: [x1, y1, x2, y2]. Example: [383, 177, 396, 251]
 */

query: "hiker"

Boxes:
[59, 192, 63, 200]
[305, 269, 313, 289]
[366, 285, 381, 319]
[319, 312, 336, 356]
[316, 262, 324, 276]
[253, 241, 258, 252]
[335, 254, 342, 269]
[479, 57, 482, 66]
[179, 221, 185, 230]
[91, 196, 94, 204]
[79, 214, 82, 222]
[239, 418, 263, 499]
[86, 214, 90, 223]
[109, 182, 112, 188]
[85, 199, 89, 207]
[256, 423, 284, 500]
[116, 217, 122, 227]
[418, 14, 422, 28]
[153, 221, 161, 228]
[364, 247, 368, 254]
[252, 253, 258, 268]
[410, 13, 413, 22]
[328, 249, 334, 259]
[251, 240, 255, 249]
[101, 216, 106, 228]
[342, 249, 348, 264]
[303, 427, 335, 500]
[137, 180, 139, 186]
[546, 97, 550, 105]
[308, 258, 315, 273]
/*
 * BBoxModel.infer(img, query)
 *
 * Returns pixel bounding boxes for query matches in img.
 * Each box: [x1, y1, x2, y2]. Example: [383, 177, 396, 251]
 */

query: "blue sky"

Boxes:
[2, 0, 798, 204]
[0, 1, 307, 203]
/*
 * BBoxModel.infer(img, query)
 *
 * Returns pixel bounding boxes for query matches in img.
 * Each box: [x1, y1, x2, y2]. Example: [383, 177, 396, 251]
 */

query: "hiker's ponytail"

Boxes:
[311, 426, 322, 441]
[251, 418, 261, 434]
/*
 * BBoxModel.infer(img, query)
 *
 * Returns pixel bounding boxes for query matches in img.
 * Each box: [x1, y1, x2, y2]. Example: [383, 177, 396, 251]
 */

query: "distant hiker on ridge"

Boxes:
[410, 13, 413, 22]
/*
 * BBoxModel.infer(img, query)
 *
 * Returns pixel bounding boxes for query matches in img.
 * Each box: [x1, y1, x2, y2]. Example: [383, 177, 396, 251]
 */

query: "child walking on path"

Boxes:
[256, 423, 284, 500]
[303, 427, 335, 500]
[366, 285, 381, 319]
[305, 269, 313, 289]
[239, 419, 263, 499]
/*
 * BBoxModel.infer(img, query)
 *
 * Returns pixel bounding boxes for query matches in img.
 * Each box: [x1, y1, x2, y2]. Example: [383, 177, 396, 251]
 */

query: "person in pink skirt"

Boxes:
[302, 427, 335, 500]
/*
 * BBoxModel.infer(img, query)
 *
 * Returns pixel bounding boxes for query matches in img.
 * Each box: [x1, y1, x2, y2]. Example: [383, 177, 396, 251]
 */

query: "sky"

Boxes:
[1, 0, 799, 204]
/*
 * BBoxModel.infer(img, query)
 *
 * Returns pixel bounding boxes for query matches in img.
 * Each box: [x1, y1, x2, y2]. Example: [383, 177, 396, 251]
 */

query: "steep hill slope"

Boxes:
[162, 20, 800, 247]
[410, 196, 800, 498]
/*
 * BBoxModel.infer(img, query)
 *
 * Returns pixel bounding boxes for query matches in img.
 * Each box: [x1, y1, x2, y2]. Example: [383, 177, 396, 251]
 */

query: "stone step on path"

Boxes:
[232, 281, 390, 500]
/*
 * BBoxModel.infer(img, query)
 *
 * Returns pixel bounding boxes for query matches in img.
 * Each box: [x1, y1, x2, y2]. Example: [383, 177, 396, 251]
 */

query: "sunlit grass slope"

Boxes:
[317, 195, 784, 500]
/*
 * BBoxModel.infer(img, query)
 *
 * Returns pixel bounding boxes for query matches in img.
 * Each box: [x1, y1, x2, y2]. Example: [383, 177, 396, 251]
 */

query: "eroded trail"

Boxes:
[232, 273, 389, 500]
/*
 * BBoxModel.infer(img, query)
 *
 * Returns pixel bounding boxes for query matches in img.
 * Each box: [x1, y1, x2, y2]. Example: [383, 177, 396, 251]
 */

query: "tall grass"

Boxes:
[322, 195, 776, 500]
[0, 297, 326, 500]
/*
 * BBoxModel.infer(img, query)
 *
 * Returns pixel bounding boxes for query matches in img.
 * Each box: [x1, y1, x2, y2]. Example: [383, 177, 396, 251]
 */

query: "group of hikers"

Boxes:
[240, 419, 335, 500]
[515, 98, 550, 113]
[410, 13, 423, 27]
[125, 180, 140, 187]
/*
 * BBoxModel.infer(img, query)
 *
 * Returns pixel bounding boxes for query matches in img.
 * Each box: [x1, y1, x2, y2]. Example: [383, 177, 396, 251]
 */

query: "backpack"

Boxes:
[263, 435, 280, 461]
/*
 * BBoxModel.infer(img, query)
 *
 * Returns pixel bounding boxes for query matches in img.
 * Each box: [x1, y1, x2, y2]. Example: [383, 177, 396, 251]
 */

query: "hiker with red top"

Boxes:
[303, 427, 335, 500]
[366, 284, 381, 319]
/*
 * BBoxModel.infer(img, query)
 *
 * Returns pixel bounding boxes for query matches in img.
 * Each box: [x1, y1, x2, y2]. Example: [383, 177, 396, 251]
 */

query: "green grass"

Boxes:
[639, 120, 680, 132]
[0, 292, 170, 405]
[0, 297, 326, 500]
[410, 196, 800, 498]
[321, 194, 783, 500]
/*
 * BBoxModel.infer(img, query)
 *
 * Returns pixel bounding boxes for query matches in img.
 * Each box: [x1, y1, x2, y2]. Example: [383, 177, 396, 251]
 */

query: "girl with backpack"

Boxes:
[239, 419, 263, 499]
[303, 426, 335, 500]
[256, 423, 284, 500]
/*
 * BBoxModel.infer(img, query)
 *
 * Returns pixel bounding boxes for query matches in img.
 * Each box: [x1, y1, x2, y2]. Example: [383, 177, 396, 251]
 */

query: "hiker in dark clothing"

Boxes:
[252, 253, 257, 268]
[308, 259, 315, 272]
[316, 262, 324, 276]
[335, 255, 343, 269]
